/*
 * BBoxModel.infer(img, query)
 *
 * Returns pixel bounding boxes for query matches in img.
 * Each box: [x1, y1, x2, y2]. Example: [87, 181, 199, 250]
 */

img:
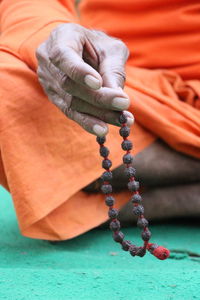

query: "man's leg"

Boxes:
[83, 140, 200, 220]
[118, 182, 200, 223]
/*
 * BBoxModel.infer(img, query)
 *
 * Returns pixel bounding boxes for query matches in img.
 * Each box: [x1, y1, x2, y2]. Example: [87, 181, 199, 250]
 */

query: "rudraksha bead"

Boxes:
[136, 247, 146, 257]
[96, 136, 106, 145]
[96, 111, 170, 260]
[119, 126, 130, 137]
[128, 180, 139, 192]
[101, 184, 112, 194]
[102, 159, 112, 169]
[109, 220, 120, 231]
[137, 217, 149, 229]
[129, 245, 138, 257]
[100, 146, 109, 158]
[121, 140, 133, 151]
[131, 194, 142, 204]
[133, 205, 144, 216]
[124, 167, 136, 178]
[141, 229, 151, 241]
[108, 208, 118, 219]
[105, 196, 115, 206]
[113, 231, 124, 243]
[121, 240, 132, 251]
[123, 153, 133, 164]
[119, 114, 128, 124]
[101, 171, 113, 181]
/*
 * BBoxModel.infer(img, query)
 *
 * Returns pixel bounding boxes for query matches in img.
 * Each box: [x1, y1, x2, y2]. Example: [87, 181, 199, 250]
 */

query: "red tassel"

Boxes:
[152, 246, 170, 260]
[147, 243, 170, 260]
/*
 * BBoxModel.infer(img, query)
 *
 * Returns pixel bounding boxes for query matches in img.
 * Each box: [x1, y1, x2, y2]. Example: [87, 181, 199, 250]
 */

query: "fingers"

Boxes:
[45, 24, 102, 90]
[61, 76, 130, 111]
[39, 59, 130, 111]
[70, 97, 134, 127]
[98, 40, 129, 89]
[50, 48, 102, 89]
[38, 60, 130, 111]
[37, 61, 134, 130]
[68, 110, 108, 136]
[123, 110, 135, 126]
[69, 105, 134, 137]
[36, 23, 133, 137]
[41, 90, 108, 136]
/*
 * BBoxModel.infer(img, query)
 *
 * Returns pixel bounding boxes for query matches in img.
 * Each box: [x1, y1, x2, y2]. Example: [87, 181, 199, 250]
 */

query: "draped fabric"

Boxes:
[0, 0, 199, 240]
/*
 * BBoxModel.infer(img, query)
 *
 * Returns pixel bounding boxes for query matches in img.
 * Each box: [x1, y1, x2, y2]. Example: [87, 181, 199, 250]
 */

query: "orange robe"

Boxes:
[0, 0, 199, 240]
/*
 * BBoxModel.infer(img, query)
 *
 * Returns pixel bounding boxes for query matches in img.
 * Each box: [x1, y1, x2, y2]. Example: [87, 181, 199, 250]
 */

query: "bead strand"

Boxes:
[96, 136, 137, 253]
[119, 113, 151, 257]
[96, 112, 170, 260]
[119, 111, 170, 259]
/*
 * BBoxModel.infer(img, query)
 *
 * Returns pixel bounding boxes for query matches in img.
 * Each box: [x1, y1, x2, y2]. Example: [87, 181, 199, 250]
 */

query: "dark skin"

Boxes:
[36, 23, 200, 223]
[83, 139, 200, 223]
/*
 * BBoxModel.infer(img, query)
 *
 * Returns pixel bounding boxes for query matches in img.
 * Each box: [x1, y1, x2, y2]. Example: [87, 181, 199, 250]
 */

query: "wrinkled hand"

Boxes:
[36, 23, 134, 136]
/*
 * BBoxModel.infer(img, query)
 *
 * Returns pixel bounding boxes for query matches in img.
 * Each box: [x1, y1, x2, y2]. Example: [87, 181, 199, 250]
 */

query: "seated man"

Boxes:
[0, 0, 199, 240]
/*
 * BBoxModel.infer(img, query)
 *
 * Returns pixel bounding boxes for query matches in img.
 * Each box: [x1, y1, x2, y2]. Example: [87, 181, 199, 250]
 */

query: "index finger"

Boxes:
[48, 44, 102, 90]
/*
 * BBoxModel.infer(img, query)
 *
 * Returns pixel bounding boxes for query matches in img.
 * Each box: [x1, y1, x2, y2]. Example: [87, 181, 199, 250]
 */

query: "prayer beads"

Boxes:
[96, 112, 170, 260]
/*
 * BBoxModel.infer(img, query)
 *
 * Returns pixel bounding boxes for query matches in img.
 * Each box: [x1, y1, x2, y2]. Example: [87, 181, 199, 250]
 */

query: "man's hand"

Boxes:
[36, 23, 134, 136]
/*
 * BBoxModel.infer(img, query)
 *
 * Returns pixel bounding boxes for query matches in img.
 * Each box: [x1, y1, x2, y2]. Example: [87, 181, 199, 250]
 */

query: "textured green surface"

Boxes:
[0, 186, 199, 300]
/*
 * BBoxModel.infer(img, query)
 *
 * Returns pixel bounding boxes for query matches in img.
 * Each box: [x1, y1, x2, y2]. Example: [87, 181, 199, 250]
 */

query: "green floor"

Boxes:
[0, 187, 199, 300]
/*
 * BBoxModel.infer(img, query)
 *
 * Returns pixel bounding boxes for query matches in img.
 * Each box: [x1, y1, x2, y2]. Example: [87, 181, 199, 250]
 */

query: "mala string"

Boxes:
[96, 111, 170, 260]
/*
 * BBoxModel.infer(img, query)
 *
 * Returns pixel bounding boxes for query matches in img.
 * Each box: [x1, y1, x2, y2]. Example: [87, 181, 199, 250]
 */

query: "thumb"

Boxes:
[99, 46, 129, 89]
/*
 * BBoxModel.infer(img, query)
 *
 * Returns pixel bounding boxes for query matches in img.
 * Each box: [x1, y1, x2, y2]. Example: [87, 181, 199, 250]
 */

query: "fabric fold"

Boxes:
[0, 51, 154, 240]
[0, 0, 200, 240]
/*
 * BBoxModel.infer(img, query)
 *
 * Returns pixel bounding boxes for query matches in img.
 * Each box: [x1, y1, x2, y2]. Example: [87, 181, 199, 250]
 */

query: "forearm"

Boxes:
[0, 0, 79, 70]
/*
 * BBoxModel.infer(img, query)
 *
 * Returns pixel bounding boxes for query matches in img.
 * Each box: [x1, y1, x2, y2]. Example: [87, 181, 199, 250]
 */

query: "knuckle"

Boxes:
[63, 92, 72, 105]
[38, 75, 49, 91]
[67, 63, 78, 80]
[46, 86, 56, 96]
[114, 40, 129, 58]
[93, 29, 107, 38]
[56, 23, 74, 33]
[109, 66, 126, 81]
[36, 42, 47, 61]
[97, 110, 107, 123]
[36, 45, 42, 59]
[37, 67, 43, 79]
[38, 77, 45, 88]
[94, 91, 104, 107]
[118, 69, 126, 81]
[47, 91, 57, 103]
[67, 108, 75, 120]
[124, 47, 130, 59]
[115, 70, 126, 87]
[49, 24, 67, 42]
[60, 73, 67, 88]
[80, 113, 90, 129]
[115, 39, 126, 49]
[49, 45, 67, 67]
[53, 95, 65, 111]
[49, 44, 61, 63]
[60, 74, 71, 92]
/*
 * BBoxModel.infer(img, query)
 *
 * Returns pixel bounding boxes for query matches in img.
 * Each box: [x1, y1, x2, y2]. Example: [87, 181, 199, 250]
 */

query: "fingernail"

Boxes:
[93, 124, 107, 136]
[112, 97, 130, 110]
[123, 111, 134, 126]
[127, 117, 134, 127]
[84, 75, 101, 90]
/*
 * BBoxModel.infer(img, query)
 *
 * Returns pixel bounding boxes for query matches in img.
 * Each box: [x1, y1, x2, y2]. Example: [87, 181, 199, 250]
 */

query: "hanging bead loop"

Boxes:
[96, 111, 170, 260]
